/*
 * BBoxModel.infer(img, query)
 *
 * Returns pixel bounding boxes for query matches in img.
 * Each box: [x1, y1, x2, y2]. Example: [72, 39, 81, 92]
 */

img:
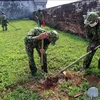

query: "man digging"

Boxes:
[82, 12, 100, 70]
[24, 27, 59, 77]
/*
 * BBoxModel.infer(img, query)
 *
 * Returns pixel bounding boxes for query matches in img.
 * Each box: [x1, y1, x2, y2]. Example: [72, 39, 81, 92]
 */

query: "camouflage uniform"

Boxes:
[1, 12, 8, 31]
[24, 27, 59, 76]
[35, 9, 44, 27]
[83, 12, 100, 69]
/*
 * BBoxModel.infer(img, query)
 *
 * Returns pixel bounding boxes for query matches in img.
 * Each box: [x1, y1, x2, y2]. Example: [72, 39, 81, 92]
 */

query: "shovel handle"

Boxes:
[57, 45, 100, 75]
[41, 39, 44, 66]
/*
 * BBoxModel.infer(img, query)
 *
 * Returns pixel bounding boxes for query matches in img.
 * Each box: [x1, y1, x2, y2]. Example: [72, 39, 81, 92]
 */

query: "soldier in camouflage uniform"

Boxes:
[24, 27, 59, 76]
[1, 12, 8, 31]
[35, 9, 44, 27]
[83, 12, 100, 69]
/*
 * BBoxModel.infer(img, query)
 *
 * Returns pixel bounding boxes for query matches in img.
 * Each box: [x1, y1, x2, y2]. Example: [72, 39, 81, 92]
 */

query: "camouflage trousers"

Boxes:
[2, 21, 7, 31]
[37, 20, 42, 27]
[24, 36, 48, 76]
[83, 41, 100, 68]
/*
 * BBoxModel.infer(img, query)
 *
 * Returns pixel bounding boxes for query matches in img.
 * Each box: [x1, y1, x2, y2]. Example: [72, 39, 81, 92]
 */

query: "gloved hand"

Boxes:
[90, 46, 95, 51]
[90, 44, 96, 52]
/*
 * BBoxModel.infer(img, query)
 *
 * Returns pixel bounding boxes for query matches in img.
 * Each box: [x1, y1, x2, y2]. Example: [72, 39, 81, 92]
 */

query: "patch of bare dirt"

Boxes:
[84, 75, 100, 86]
[7, 72, 100, 100]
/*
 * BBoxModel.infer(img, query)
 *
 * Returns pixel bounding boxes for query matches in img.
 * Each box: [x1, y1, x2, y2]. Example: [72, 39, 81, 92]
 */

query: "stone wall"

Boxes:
[0, 0, 47, 19]
[33, 0, 99, 38]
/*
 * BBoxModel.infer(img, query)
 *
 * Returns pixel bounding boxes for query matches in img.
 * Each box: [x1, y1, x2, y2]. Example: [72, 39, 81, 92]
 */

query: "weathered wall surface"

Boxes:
[33, 0, 100, 38]
[0, 1, 34, 19]
[0, 0, 47, 19]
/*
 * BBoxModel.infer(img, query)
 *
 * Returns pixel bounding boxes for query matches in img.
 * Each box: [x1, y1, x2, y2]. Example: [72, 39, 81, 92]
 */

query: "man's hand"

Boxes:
[40, 49, 45, 54]
[38, 32, 47, 40]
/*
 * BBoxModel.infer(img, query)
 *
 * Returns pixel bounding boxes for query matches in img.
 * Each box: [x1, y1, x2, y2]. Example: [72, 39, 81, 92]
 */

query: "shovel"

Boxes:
[40, 45, 100, 85]
[41, 39, 44, 70]
[57, 44, 100, 76]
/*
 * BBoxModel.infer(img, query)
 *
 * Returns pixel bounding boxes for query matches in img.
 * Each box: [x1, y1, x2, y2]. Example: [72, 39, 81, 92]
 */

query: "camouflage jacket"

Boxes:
[86, 19, 100, 43]
[27, 27, 50, 50]
[35, 11, 44, 20]
[1, 14, 7, 24]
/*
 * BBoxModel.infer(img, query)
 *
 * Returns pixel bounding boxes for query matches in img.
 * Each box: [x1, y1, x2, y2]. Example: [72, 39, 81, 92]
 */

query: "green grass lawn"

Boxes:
[0, 19, 100, 100]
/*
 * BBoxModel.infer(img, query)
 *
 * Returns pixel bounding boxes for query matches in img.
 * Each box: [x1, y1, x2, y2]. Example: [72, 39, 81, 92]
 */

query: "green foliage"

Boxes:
[81, 82, 90, 91]
[3, 86, 41, 100]
[60, 81, 90, 97]
[42, 90, 55, 100]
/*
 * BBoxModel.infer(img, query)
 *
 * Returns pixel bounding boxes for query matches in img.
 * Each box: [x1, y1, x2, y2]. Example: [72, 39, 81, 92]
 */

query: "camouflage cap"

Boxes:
[48, 30, 59, 45]
[84, 12, 99, 25]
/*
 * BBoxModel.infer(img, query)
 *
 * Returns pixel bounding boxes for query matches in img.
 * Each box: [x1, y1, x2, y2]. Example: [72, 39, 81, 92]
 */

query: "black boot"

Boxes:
[2, 28, 4, 31]
[98, 59, 100, 69]
[29, 65, 37, 76]
[5, 27, 7, 31]
[41, 66, 48, 73]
